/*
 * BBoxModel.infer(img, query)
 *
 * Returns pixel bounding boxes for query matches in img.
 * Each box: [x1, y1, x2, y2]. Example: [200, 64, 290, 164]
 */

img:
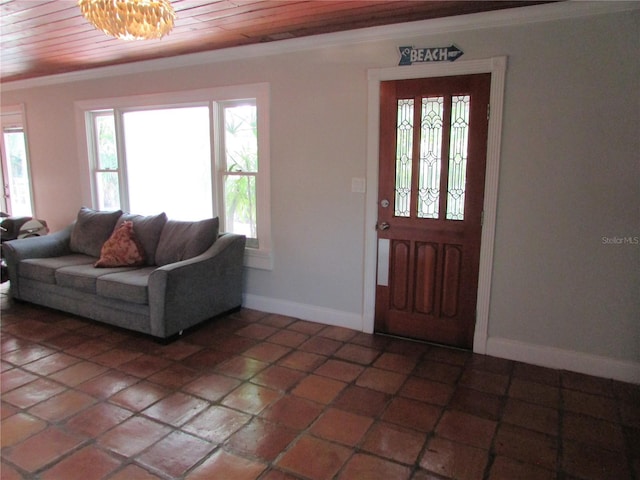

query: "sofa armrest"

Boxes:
[3, 224, 73, 261]
[3, 225, 74, 289]
[147, 233, 246, 337]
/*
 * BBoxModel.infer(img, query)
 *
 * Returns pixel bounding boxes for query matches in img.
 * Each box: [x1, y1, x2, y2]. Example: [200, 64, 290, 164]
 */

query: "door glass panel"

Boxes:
[417, 96, 444, 219]
[446, 95, 470, 220]
[394, 99, 414, 217]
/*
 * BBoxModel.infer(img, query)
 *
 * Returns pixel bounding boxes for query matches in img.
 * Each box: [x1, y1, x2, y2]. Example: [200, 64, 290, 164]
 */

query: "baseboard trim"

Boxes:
[243, 294, 362, 332]
[241, 295, 640, 384]
[486, 337, 640, 384]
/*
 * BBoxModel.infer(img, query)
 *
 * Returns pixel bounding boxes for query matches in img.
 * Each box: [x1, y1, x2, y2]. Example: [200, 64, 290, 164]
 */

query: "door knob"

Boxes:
[377, 222, 390, 231]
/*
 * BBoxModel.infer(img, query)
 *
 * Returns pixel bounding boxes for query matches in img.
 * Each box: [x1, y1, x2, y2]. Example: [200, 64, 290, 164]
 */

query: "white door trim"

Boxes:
[363, 57, 507, 354]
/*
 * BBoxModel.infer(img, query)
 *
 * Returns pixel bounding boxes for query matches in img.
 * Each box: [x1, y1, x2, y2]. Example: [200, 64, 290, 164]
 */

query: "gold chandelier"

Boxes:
[78, 0, 176, 41]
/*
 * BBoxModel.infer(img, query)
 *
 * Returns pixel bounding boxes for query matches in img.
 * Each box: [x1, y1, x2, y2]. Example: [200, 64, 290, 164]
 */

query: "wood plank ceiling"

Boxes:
[1, 0, 552, 83]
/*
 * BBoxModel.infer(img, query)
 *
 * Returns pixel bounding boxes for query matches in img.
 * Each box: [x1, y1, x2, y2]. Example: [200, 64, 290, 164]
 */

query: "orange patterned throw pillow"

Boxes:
[94, 221, 146, 267]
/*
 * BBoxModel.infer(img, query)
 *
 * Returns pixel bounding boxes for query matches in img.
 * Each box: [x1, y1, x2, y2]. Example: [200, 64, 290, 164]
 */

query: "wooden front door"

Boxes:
[374, 74, 491, 349]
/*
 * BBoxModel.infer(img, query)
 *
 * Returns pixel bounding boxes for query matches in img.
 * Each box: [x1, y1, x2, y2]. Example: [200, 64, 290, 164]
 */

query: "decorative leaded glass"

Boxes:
[417, 96, 443, 219]
[446, 95, 470, 220]
[394, 99, 414, 217]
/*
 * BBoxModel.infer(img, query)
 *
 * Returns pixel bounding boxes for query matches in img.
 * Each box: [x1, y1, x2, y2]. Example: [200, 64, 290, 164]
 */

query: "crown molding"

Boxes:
[2, 1, 637, 92]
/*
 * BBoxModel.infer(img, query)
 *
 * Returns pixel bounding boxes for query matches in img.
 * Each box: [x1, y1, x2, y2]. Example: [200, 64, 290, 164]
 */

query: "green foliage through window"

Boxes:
[223, 103, 258, 246]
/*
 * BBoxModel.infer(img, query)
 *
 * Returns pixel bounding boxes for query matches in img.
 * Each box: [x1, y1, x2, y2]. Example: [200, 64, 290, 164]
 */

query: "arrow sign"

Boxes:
[398, 45, 463, 65]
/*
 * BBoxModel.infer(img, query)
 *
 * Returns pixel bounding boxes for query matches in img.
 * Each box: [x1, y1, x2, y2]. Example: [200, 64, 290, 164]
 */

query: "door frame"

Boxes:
[363, 56, 507, 354]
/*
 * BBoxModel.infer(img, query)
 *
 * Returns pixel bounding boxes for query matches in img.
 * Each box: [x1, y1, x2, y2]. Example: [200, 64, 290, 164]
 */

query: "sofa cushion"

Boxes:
[56, 263, 139, 294]
[70, 207, 123, 258]
[155, 217, 219, 266]
[97, 267, 156, 304]
[20, 254, 96, 284]
[116, 212, 167, 265]
[95, 221, 146, 268]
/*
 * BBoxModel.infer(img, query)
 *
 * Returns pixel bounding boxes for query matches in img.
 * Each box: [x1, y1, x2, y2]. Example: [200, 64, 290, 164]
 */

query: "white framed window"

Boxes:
[76, 84, 272, 269]
[216, 100, 259, 248]
[0, 104, 35, 217]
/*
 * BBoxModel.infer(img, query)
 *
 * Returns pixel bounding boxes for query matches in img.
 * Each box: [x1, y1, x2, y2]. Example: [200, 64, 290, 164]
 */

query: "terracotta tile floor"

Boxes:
[1, 286, 639, 480]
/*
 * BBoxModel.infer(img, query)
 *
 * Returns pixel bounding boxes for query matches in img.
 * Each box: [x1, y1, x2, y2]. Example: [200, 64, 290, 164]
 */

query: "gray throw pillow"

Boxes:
[155, 217, 219, 266]
[116, 212, 167, 265]
[69, 207, 123, 257]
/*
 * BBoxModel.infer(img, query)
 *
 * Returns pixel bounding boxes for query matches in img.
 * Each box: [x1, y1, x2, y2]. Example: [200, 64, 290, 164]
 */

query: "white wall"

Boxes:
[486, 13, 640, 377]
[2, 3, 638, 382]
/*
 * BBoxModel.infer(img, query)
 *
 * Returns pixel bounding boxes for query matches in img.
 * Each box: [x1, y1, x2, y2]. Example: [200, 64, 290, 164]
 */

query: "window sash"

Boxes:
[216, 99, 259, 246]
[79, 84, 272, 269]
[1, 105, 34, 217]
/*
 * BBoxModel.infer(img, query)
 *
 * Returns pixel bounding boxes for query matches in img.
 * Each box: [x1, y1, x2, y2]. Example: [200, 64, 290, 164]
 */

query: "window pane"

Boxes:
[95, 114, 117, 170]
[123, 107, 212, 221]
[417, 96, 443, 219]
[96, 171, 120, 211]
[224, 104, 257, 172]
[3, 131, 33, 216]
[395, 99, 414, 217]
[446, 95, 470, 220]
[224, 174, 257, 247]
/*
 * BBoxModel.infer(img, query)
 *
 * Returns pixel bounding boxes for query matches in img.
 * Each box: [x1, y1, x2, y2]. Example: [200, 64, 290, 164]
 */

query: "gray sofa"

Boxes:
[3, 208, 246, 340]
